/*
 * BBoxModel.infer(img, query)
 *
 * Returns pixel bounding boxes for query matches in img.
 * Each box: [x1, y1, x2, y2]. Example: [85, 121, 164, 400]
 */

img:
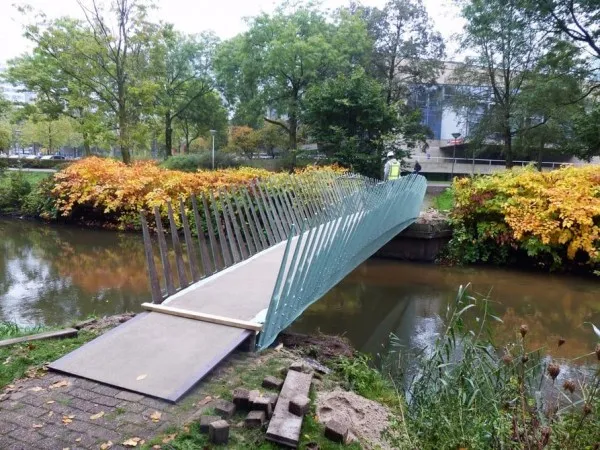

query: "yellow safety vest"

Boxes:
[388, 161, 400, 180]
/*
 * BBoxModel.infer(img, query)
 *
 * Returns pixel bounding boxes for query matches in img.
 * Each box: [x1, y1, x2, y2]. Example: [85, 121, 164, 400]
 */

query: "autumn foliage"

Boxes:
[449, 165, 600, 273]
[50, 157, 345, 229]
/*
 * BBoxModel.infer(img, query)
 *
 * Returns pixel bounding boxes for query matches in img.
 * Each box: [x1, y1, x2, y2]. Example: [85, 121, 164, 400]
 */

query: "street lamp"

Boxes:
[451, 132, 461, 180]
[210, 130, 216, 170]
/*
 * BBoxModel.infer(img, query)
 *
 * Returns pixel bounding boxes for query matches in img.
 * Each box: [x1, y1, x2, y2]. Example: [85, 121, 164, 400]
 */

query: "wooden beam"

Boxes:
[141, 303, 263, 332]
[0, 328, 78, 348]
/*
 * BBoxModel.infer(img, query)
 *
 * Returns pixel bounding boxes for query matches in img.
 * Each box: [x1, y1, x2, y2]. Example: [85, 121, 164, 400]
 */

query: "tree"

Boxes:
[20, 0, 157, 163]
[176, 91, 229, 153]
[256, 123, 288, 158]
[348, 0, 445, 105]
[215, 4, 371, 151]
[304, 69, 411, 178]
[0, 122, 11, 155]
[225, 126, 260, 159]
[7, 50, 105, 156]
[21, 117, 82, 153]
[457, 0, 552, 167]
[150, 26, 218, 158]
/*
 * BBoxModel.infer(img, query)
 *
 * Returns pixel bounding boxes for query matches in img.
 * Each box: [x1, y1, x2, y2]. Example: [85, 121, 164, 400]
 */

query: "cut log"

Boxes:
[266, 369, 313, 448]
[0, 328, 78, 348]
[141, 303, 263, 331]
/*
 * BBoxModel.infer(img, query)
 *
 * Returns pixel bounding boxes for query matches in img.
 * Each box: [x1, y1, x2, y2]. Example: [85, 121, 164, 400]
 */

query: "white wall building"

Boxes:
[0, 65, 35, 104]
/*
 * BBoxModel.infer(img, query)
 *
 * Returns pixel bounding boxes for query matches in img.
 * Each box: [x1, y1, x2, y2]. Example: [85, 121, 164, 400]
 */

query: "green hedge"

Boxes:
[2, 158, 71, 169]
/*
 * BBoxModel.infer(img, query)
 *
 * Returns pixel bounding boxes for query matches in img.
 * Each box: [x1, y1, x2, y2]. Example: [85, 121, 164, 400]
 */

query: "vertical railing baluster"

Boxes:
[154, 207, 176, 296]
[251, 183, 277, 245]
[167, 201, 188, 288]
[180, 199, 201, 282]
[202, 193, 223, 271]
[191, 195, 214, 276]
[243, 187, 268, 250]
[232, 187, 257, 255]
[219, 188, 245, 262]
[210, 191, 232, 267]
[140, 211, 162, 304]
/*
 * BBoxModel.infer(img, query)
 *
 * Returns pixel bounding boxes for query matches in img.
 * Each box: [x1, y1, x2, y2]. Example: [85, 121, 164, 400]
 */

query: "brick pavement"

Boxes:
[0, 351, 259, 450]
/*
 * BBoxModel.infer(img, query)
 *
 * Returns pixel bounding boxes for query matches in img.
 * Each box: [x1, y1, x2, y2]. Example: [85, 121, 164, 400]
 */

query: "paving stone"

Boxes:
[262, 375, 284, 390]
[252, 396, 272, 418]
[248, 389, 261, 407]
[116, 401, 146, 413]
[214, 399, 236, 419]
[266, 393, 278, 410]
[38, 423, 70, 439]
[139, 397, 169, 410]
[70, 397, 100, 413]
[0, 436, 18, 450]
[208, 419, 230, 445]
[289, 394, 310, 416]
[92, 385, 123, 397]
[70, 388, 101, 402]
[8, 392, 28, 401]
[8, 427, 44, 444]
[199, 415, 221, 433]
[324, 419, 348, 443]
[37, 437, 72, 450]
[0, 421, 18, 434]
[91, 395, 120, 407]
[115, 391, 145, 402]
[232, 387, 250, 410]
[244, 410, 266, 428]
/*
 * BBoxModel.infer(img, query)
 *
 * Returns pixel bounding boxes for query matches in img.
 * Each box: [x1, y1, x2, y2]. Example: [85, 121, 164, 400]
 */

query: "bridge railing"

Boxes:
[257, 174, 427, 349]
[138, 170, 362, 304]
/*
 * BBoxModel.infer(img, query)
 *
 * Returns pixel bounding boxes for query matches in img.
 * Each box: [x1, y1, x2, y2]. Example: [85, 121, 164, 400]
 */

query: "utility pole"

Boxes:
[210, 130, 216, 170]
[451, 132, 461, 180]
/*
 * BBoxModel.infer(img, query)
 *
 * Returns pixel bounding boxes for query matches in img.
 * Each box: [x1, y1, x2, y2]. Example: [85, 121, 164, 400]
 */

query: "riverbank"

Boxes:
[0, 316, 401, 449]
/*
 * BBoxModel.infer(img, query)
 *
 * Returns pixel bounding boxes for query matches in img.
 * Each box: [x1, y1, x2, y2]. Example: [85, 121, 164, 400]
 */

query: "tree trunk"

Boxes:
[48, 123, 53, 153]
[165, 112, 173, 159]
[504, 123, 513, 169]
[83, 132, 91, 156]
[537, 137, 544, 172]
[118, 106, 131, 164]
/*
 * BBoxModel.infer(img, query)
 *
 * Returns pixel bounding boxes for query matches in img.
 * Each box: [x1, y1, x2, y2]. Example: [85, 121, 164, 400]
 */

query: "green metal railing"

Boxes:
[257, 173, 427, 349]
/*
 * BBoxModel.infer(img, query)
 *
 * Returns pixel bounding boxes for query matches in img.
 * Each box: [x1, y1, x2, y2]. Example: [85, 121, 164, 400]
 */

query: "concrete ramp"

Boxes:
[49, 242, 291, 402]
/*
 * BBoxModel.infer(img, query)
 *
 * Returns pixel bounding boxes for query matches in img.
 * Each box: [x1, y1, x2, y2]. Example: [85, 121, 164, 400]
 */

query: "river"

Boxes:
[1, 218, 599, 362]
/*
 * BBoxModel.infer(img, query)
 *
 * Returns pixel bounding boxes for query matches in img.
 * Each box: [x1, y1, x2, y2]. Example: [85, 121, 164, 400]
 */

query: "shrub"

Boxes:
[51, 157, 346, 229]
[446, 166, 600, 273]
[161, 152, 240, 172]
[4, 158, 71, 169]
[0, 171, 32, 211]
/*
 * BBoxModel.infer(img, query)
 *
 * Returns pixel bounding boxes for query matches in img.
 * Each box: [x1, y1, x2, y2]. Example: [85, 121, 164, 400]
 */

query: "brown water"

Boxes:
[1, 218, 599, 362]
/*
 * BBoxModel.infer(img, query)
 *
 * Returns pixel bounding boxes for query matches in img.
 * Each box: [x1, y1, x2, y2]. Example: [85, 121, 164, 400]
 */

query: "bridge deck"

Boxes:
[49, 241, 291, 402]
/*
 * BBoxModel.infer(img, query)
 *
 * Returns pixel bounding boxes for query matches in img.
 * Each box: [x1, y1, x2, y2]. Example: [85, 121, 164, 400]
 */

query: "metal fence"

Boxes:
[257, 173, 427, 349]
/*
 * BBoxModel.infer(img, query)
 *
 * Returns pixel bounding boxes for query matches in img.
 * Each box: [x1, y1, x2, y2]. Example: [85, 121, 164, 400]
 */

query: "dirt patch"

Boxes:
[75, 313, 136, 333]
[417, 207, 450, 224]
[278, 331, 354, 362]
[317, 389, 394, 449]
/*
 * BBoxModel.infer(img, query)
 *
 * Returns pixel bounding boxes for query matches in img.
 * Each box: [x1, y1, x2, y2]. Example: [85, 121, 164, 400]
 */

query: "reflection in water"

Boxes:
[292, 259, 600, 363]
[0, 219, 148, 326]
[2, 216, 600, 363]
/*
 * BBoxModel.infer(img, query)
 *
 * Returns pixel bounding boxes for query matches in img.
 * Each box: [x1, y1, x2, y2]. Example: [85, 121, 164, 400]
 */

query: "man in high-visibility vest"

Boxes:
[384, 151, 401, 181]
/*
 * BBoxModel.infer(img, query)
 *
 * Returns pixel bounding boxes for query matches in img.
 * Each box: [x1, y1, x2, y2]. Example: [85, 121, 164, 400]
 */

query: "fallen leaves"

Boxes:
[32, 424, 44, 428]
[197, 395, 212, 406]
[122, 437, 143, 447]
[99, 442, 113, 450]
[149, 411, 161, 423]
[29, 386, 44, 392]
[161, 433, 177, 444]
[46, 400, 55, 404]
[75, 438, 81, 442]
[62, 414, 75, 424]
[50, 380, 69, 389]
[136, 374, 147, 381]
[89, 411, 105, 420]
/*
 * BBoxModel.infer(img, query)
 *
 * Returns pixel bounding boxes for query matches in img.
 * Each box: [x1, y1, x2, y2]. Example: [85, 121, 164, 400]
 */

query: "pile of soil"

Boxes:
[278, 332, 354, 362]
[316, 389, 394, 449]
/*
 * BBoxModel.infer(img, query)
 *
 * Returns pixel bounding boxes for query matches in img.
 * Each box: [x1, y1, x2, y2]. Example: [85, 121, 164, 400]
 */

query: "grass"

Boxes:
[0, 170, 51, 188]
[0, 321, 98, 389]
[433, 187, 454, 211]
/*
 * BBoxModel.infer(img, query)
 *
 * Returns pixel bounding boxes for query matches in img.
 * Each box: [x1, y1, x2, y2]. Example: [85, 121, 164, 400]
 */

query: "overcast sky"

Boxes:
[0, 0, 464, 65]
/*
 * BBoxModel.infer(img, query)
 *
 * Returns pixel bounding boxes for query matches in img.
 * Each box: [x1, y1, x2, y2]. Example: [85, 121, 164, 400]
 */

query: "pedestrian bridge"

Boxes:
[50, 172, 427, 401]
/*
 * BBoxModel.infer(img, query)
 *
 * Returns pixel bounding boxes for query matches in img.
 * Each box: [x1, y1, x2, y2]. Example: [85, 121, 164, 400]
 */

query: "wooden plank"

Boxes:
[141, 303, 263, 331]
[154, 207, 176, 297]
[266, 369, 313, 448]
[180, 199, 201, 281]
[0, 328, 78, 348]
[140, 212, 163, 304]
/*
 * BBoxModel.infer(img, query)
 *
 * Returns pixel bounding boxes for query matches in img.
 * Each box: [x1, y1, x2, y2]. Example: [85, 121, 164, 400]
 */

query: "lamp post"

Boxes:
[451, 132, 461, 180]
[210, 130, 216, 170]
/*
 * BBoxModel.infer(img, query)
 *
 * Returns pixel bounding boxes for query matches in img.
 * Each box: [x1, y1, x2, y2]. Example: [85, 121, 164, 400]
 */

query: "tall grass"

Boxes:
[382, 285, 600, 449]
[0, 321, 44, 339]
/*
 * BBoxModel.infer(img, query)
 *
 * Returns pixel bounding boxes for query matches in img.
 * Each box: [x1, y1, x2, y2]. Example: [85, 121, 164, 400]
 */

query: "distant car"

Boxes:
[41, 155, 66, 160]
[24, 155, 38, 160]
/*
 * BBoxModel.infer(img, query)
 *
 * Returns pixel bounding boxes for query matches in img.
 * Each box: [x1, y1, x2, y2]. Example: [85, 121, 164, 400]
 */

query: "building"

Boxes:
[0, 65, 35, 104]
